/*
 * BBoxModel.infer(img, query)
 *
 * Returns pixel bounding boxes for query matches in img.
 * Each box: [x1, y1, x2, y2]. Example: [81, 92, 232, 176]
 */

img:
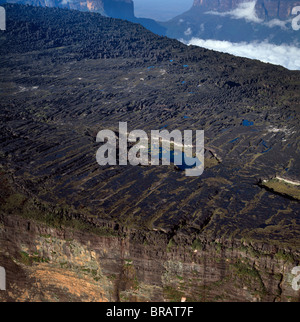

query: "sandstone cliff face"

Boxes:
[192, 0, 300, 20]
[1, 213, 299, 302]
[255, 0, 300, 20]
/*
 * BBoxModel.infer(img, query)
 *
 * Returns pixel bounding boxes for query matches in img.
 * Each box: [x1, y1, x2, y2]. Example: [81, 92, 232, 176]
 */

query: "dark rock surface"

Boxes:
[0, 0, 134, 18]
[0, 0, 167, 35]
[0, 4, 299, 301]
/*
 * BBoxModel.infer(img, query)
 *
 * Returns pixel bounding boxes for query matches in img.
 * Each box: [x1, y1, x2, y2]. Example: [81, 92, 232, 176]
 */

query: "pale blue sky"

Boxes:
[133, 0, 194, 21]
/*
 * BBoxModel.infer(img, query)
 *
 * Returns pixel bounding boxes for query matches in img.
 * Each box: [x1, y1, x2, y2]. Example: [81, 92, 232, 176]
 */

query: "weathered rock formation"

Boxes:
[0, 0, 135, 19]
[192, 0, 300, 20]
[0, 4, 299, 302]
[1, 213, 299, 302]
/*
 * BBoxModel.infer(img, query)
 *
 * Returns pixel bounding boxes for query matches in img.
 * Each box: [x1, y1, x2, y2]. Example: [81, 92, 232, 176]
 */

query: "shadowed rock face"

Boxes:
[103, 0, 134, 19]
[193, 0, 249, 11]
[162, 0, 300, 44]
[0, 0, 135, 19]
[1, 213, 300, 302]
[255, 0, 300, 20]
[0, 0, 166, 35]
[192, 0, 300, 20]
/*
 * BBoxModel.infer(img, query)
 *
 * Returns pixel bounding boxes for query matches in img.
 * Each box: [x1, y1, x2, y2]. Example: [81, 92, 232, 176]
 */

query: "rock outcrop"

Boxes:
[1, 213, 299, 302]
[0, 0, 135, 19]
[255, 0, 300, 20]
[162, 0, 300, 44]
[192, 0, 300, 20]
[0, 0, 167, 34]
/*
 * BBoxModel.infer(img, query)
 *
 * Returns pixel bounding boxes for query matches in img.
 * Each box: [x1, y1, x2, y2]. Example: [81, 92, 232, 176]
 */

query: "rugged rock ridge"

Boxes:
[193, 0, 251, 11]
[192, 0, 300, 20]
[163, 0, 300, 43]
[255, 0, 300, 20]
[0, 0, 166, 34]
[0, 0, 135, 19]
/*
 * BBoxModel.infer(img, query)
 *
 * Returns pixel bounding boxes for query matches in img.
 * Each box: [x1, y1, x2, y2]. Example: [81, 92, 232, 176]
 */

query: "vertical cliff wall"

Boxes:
[192, 0, 300, 20]
[1, 213, 299, 302]
[255, 0, 300, 20]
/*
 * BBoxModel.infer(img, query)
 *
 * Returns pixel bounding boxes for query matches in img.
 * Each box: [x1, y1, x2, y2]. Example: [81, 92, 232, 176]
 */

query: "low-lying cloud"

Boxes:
[205, 0, 293, 29]
[186, 38, 300, 70]
[206, 1, 262, 23]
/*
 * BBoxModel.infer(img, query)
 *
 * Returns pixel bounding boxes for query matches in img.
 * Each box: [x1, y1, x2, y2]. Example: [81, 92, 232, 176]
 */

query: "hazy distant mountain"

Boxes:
[0, 0, 167, 34]
[0, 0, 134, 18]
[1, 0, 299, 66]
[162, 0, 300, 45]
[192, 0, 299, 20]
[133, 0, 193, 22]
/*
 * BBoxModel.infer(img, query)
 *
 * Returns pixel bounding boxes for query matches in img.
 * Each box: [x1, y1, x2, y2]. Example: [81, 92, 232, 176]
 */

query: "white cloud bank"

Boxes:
[206, 1, 262, 23]
[187, 38, 300, 70]
[206, 0, 292, 29]
[184, 0, 300, 70]
[184, 27, 192, 36]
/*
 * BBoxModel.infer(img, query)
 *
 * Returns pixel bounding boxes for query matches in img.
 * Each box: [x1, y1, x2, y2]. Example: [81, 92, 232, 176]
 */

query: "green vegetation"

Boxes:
[204, 157, 220, 169]
[19, 251, 49, 266]
[231, 259, 267, 297]
[166, 238, 176, 252]
[0, 191, 121, 238]
[19, 251, 31, 266]
[191, 238, 203, 251]
[261, 178, 300, 201]
[214, 242, 222, 253]
[163, 285, 185, 302]
[232, 260, 260, 279]
[124, 259, 133, 267]
[274, 250, 294, 263]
